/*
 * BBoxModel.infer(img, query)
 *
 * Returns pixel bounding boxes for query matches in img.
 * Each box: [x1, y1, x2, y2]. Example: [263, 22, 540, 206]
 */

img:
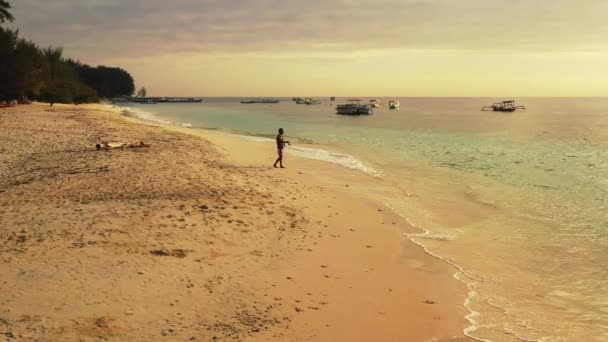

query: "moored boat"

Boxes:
[388, 100, 400, 109]
[370, 99, 381, 108]
[130, 97, 157, 104]
[336, 99, 373, 115]
[305, 98, 321, 105]
[481, 100, 525, 112]
[296, 98, 321, 105]
[112, 96, 202, 104]
[240, 99, 280, 104]
[165, 97, 203, 103]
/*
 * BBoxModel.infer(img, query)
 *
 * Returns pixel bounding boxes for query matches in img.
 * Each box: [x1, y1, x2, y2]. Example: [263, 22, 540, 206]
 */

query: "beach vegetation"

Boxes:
[10, 38, 49, 98]
[0, 1, 134, 104]
[0, 0, 14, 24]
[73, 62, 135, 99]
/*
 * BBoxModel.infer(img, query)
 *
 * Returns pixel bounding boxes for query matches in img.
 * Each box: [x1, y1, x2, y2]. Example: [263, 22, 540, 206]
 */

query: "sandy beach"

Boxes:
[0, 103, 469, 341]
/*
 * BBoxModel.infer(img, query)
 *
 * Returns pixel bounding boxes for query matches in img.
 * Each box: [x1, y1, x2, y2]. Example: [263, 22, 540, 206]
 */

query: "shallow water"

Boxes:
[120, 97, 608, 341]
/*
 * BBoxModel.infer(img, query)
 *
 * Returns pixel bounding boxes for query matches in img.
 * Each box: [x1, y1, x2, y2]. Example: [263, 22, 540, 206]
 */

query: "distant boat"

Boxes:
[111, 97, 130, 104]
[388, 100, 400, 109]
[481, 100, 525, 112]
[164, 97, 203, 103]
[370, 99, 382, 108]
[296, 97, 321, 105]
[130, 97, 157, 104]
[330, 97, 336, 101]
[240, 99, 280, 104]
[336, 99, 373, 115]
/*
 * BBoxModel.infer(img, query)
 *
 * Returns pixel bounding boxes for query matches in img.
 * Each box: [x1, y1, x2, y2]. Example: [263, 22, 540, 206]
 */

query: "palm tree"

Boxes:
[0, 0, 14, 24]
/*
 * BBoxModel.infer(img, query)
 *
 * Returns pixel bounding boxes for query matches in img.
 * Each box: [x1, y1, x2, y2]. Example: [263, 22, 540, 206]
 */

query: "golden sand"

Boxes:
[0, 103, 469, 341]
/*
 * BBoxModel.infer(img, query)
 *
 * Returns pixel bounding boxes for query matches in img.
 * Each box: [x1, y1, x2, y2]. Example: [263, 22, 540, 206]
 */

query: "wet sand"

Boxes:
[0, 103, 469, 341]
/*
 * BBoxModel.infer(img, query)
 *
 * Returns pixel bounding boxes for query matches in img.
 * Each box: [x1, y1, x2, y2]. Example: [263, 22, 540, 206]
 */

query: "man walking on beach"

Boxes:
[273, 128, 290, 168]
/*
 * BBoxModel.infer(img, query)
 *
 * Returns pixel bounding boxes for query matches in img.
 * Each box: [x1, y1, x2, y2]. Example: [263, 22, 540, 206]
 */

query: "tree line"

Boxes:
[0, 1, 135, 104]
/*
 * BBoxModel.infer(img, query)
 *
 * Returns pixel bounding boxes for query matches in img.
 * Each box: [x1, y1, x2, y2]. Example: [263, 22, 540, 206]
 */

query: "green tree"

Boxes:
[0, 27, 18, 99]
[0, 0, 15, 24]
[40, 80, 74, 105]
[0, 34, 49, 99]
[10, 39, 49, 98]
[0, 8, 135, 104]
[73, 62, 135, 98]
[41, 47, 77, 105]
[73, 83, 98, 104]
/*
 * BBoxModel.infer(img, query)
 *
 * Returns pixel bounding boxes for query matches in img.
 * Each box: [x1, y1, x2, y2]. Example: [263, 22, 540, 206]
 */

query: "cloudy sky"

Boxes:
[9, 0, 608, 96]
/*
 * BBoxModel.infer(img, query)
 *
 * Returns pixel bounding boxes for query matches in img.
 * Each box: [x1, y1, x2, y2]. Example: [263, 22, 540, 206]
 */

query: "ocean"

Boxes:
[118, 97, 608, 341]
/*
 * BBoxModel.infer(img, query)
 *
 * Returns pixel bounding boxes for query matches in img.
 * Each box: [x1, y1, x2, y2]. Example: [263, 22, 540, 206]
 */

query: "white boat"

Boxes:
[388, 100, 400, 109]
[370, 99, 382, 108]
[336, 99, 373, 115]
[304, 98, 321, 105]
[296, 97, 321, 105]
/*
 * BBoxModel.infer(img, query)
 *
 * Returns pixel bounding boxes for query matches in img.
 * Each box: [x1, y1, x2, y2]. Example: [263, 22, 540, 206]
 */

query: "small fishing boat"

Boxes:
[296, 98, 321, 105]
[370, 99, 382, 108]
[336, 99, 373, 115]
[481, 100, 525, 112]
[130, 97, 157, 104]
[330, 97, 336, 101]
[388, 100, 400, 109]
[165, 97, 203, 103]
[240, 99, 280, 104]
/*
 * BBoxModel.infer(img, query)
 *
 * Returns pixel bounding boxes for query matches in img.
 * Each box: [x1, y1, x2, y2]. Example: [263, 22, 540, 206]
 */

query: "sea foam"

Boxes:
[119, 107, 170, 124]
[288, 146, 381, 177]
[238, 135, 380, 177]
[387, 206, 492, 342]
[118, 106, 192, 128]
[405, 231, 456, 241]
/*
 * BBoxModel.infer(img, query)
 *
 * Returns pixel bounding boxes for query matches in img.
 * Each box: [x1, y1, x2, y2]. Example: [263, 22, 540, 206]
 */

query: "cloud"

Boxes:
[9, 0, 608, 63]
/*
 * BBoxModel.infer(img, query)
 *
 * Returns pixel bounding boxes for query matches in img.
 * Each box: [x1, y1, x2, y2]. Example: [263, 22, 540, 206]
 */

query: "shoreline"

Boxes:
[120, 104, 477, 339]
[115, 104, 384, 178]
[119, 103, 487, 338]
[0, 103, 470, 340]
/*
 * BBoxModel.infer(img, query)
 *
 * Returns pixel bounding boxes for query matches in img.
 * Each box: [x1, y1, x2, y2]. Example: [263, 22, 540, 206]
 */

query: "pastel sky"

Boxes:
[9, 0, 608, 96]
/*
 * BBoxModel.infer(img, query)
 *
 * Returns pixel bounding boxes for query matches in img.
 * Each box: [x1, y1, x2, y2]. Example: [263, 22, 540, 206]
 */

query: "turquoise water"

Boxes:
[121, 98, 608, 341]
